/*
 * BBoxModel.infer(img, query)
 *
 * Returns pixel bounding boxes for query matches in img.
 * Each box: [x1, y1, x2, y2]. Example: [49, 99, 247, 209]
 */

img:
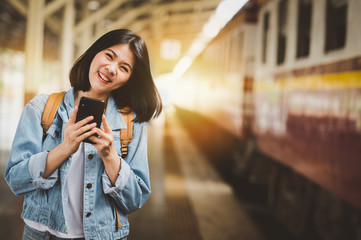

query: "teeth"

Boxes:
[98, 72, 111, 82]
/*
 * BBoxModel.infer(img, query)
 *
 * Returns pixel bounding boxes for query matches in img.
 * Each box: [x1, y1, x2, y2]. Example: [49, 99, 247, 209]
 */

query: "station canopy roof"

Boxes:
[0, 0, 230, 76]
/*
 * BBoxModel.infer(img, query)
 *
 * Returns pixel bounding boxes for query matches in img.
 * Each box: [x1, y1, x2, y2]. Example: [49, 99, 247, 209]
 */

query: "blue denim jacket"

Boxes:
[4, 88, 151, 240]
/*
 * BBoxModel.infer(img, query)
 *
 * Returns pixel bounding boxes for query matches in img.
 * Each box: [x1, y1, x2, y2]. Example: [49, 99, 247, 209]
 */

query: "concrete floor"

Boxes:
[128, 106, 265, 240]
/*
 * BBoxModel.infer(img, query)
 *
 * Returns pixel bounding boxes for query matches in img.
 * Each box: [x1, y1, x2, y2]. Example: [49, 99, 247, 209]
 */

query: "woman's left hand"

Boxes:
[89, 115, 117, 160]
[89, 115, 120, 185]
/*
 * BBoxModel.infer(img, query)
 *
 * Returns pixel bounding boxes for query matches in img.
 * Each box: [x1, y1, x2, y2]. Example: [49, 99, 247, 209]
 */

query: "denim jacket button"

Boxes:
[86, 212, 91, 217]
[88, 154, 94, 159]
[86, 183, 92, 189]
[54, 130, 60, 137]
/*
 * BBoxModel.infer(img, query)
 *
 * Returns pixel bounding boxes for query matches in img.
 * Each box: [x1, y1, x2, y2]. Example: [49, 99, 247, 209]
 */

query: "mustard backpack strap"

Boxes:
[41, 91, 65, 137]
[116, 108, 133, 230]
[119, 107, 133, 159]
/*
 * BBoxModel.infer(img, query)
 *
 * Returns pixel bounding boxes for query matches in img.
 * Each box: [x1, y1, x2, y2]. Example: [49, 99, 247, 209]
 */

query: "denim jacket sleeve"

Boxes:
[4, 95, 58, 196]
[102, 121, 151, 214]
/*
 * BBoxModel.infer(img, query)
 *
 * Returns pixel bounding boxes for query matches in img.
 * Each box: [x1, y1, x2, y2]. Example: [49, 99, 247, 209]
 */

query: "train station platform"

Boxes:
[0, 105, 287, 240]
[128, 106, 266, 240]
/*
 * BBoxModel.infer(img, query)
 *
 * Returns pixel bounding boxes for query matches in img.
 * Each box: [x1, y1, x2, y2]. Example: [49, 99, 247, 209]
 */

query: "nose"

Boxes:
[105, 63, 117, 76]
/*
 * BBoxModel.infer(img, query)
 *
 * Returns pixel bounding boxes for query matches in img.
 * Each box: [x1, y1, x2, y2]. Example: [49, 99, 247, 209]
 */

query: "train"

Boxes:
[171, 0, 361, 239]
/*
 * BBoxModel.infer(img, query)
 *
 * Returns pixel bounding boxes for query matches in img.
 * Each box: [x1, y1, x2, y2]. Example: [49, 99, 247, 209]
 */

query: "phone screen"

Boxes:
[76, 96, 105, 143]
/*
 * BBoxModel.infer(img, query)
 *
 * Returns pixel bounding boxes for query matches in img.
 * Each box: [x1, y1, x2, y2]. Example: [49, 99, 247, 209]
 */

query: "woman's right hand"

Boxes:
[61, 106, 97, 156]
[43, 106, 97, 179]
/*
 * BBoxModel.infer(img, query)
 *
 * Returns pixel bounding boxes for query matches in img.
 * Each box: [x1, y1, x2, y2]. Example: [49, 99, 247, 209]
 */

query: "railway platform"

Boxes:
[127, 106, 267, 240]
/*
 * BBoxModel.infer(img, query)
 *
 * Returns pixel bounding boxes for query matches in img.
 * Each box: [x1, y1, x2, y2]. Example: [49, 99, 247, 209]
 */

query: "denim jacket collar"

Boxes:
[58, 88, 127, 130]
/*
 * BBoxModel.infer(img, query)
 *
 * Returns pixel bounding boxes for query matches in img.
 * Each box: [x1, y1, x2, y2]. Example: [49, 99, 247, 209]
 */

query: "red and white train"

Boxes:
[173, 0, 361, 238]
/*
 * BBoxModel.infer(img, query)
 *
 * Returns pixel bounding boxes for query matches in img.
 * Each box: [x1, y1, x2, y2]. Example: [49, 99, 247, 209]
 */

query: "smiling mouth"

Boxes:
[98, 72, 111, 83]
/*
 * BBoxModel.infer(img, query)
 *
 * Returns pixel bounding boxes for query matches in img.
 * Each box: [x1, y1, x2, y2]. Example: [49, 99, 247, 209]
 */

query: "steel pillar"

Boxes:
[61, 0, 75, 90]
[24, 0, 45, 104]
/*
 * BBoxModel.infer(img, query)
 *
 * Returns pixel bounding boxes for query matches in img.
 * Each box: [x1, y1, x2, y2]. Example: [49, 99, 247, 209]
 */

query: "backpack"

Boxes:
[41, 92, 133, 158]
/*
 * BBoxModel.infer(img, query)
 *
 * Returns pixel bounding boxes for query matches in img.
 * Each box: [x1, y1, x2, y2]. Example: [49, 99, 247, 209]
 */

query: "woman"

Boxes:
[4, 29, 162, 240]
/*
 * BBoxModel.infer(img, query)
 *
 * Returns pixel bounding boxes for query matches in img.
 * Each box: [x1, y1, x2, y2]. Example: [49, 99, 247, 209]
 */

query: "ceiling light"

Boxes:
[172, 0, 249, 79]
[88, 1, 100, 11]
[172, 56, 193, 78]
[161, 39, 181, 60]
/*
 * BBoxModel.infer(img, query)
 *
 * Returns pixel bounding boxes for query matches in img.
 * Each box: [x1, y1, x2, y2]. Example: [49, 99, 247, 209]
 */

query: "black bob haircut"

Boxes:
[70, 29, 162, 123]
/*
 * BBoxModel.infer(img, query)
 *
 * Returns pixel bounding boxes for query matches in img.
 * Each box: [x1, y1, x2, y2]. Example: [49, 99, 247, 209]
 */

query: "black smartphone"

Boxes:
[76, 96, 105, 143]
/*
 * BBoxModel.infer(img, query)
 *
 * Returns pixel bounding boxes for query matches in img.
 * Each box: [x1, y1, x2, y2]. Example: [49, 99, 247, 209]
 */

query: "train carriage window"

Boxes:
[325, 0, 348, 52]
[239, 31, 244, 65]
[296, 0, 312, 58]
[277, 0, 288, 65]
[229, 31, 240, 73]
[262, 12, 270, 63]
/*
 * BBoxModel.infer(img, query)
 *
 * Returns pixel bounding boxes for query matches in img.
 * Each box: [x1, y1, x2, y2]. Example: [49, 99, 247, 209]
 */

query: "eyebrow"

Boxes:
[106, 48, 133, 71]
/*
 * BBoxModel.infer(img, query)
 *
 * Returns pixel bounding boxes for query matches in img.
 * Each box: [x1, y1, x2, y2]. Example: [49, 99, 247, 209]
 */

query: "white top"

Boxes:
[25, 143, 85, 238]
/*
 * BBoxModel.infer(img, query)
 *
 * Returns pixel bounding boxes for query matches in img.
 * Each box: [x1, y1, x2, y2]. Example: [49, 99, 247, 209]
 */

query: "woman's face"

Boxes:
[88, 43, 135, 98]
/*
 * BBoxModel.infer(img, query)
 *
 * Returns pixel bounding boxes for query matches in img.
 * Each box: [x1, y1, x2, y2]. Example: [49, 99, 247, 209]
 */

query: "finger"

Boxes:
[65, 124, 95, 145]
[87, 135, 100, 145]
[75, 115, 94, 128]
[74, 122, 97, 136]
[87, 130, 105, 145]
[68, 106, 78, 124]
[102, 115, 112, 133]
[78, 128, 98, 142]
[89, 134, 112, 150]
[93, 128, 114, 145]
[93, 127, 107, 139]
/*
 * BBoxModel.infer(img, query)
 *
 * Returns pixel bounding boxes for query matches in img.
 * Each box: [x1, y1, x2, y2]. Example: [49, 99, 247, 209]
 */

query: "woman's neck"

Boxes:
[74, 90, 109, 107]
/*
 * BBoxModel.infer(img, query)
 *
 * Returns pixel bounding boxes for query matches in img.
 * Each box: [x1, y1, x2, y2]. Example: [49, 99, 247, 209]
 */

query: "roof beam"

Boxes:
[8, 0, 62, 35]
[127, 19, 150, 33]
[154, 0, 220, 14]
[74, 0, 127, 36]
[44, 0, 67, 18]
[159, 10, 213, 25]
[105, 4, 150, 31]
[160, 25, 203, 36]
[105, 1, 217, 38]
[7, 0, 26, 16]
[147, 31, 200, 40]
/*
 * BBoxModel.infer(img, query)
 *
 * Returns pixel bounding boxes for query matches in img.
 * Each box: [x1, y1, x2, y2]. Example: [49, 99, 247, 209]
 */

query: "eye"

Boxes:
[120, 66, 129, 73]
[105, 53, 113, 59]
